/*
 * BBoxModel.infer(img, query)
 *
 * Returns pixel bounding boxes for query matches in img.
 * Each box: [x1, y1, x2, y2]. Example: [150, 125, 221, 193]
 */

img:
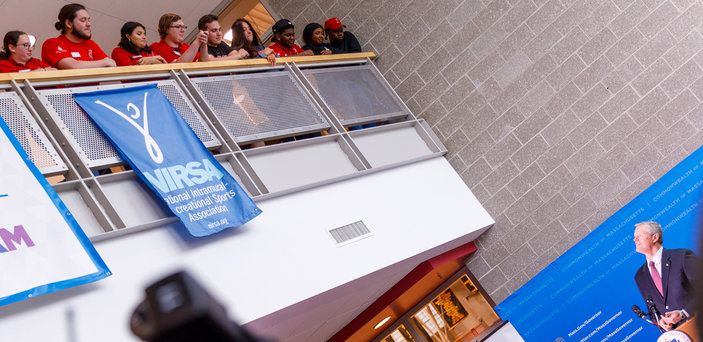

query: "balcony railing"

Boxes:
[0, 53, 447, 240]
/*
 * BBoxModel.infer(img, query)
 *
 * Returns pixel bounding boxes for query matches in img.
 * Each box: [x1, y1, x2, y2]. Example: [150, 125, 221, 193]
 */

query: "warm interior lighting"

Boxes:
[374, 316, 392, 329]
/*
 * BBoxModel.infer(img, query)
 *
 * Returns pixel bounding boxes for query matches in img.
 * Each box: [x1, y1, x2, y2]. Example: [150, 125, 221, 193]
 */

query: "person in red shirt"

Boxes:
[111, 22, 167, 66]
[0, 31, 55, 72]
[268, 19, 309, 57]
[41, 3, 116, 69]
[150, 13, 208, 63]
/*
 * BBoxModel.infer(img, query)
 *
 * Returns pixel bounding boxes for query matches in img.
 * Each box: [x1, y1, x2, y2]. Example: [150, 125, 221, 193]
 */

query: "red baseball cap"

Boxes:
[324, 17, 345, 30]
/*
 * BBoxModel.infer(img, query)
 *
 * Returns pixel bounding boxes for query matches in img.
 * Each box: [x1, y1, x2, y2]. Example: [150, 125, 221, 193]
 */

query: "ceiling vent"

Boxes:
[328, 220, 372, 246]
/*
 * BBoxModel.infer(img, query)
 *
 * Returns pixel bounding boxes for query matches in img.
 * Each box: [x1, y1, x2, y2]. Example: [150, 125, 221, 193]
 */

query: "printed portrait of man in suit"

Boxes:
[633, 221, 700, 331]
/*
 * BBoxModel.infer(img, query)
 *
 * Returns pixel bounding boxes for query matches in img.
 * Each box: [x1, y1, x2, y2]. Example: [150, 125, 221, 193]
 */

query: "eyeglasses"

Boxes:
[17, 43, 31, 49]
[169, 25, 187, 30]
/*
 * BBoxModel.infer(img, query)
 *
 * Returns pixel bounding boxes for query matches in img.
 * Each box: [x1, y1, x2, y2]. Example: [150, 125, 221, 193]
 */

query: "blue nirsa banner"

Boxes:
[74, 84, 261, 237]
[495, 145, 703, 342]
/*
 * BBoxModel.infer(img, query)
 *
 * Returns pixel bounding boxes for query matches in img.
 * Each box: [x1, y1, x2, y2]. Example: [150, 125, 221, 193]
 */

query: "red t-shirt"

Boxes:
[269, 42, 305, 57]
[150, 39, 198, 63]
[41, 35, 109, 68]
[111, 48, 156, 66]
[0, 57, 51, 73]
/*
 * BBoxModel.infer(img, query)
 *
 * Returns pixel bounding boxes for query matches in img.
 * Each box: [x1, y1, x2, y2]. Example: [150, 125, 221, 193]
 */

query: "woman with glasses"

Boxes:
[0, 31, 54, 72]
[150, 13, 208, 63]
[112, 22, 167, 66]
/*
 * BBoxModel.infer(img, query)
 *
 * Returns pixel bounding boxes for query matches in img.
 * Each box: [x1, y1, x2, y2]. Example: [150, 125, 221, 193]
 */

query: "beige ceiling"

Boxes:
[8, 0, 228, 57]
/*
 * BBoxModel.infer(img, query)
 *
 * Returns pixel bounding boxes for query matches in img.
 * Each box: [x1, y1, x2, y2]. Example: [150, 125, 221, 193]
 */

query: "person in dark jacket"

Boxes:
[323, 17, 361, 54]
[301, 23, 333, 55]
[633, 221, 701, 331]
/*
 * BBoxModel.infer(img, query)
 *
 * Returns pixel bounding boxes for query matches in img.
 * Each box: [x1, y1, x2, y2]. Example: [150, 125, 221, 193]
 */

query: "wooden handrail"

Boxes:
[0, 52, 376, 83]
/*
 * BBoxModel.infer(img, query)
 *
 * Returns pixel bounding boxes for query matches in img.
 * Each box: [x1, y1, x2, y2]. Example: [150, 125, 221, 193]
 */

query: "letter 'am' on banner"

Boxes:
[0, 114, 110, 307]
[73, 84, 261, 237]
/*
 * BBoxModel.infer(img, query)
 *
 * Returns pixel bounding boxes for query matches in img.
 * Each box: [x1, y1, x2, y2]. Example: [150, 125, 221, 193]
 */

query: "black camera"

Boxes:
[130, 271, 272, 342]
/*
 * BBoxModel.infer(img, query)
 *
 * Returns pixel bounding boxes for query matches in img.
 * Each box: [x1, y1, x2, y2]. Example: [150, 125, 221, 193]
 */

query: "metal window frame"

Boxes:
[30, 78, 222, 169]
[0, 90, 68, 175]
[0, 58, 447, 241]
[301, 63, 410, 126]
[186, 65, 332, 144]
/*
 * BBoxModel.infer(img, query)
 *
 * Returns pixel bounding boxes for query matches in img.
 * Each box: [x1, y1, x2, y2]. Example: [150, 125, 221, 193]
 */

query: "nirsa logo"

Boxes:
[144, 159, 224, 193]
[0, 225, 36, 253]
[92, 90, 226, 194]
[94, 92, 164, 164]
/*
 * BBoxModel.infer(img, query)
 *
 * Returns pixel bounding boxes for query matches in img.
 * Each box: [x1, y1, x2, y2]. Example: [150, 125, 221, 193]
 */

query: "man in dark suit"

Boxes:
[633, 221, 699, 331]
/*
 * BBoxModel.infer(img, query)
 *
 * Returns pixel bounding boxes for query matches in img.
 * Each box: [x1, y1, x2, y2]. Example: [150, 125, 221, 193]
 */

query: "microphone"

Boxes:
[645, 296, 665, 332]
[631, 305, 655, 325]
[645, 296, 661, 322]
[631, 305, 646, 318]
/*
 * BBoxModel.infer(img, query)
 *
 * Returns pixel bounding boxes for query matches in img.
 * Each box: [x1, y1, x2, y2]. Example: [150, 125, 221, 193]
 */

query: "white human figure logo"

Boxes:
[94, 92, 164, 164]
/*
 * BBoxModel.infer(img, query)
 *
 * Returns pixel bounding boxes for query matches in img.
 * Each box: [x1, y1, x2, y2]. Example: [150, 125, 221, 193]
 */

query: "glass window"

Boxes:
[383, 324, 415, 342]
[406, 274, 501, 342]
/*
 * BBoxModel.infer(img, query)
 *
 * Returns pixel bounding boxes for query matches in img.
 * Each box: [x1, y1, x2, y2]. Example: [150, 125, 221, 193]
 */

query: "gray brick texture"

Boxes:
[267, 0, 703, 305]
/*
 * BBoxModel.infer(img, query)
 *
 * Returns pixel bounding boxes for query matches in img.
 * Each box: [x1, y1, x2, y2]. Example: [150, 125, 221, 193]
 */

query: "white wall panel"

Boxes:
[0, 157, 493, 342]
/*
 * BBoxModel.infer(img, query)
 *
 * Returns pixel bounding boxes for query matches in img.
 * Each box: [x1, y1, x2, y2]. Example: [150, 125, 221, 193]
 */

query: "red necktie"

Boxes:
[649, 261, 663, 296]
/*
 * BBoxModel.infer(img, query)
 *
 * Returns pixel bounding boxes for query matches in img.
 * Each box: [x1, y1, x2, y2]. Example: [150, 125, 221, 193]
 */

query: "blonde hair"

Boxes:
[157, 13, 181, 38]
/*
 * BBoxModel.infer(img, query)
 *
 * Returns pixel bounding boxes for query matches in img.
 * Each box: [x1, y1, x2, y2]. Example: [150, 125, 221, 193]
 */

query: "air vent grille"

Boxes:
[328, 221, 372, 245]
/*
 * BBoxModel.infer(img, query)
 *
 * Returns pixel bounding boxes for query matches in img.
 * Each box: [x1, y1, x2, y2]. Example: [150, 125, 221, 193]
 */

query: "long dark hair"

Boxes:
[230, 18, 262, 58]
[302, 23, 323, 46]
[118, 22, 151, 55]
[0, 30, 26, 60]
[55, 3, 86, 34]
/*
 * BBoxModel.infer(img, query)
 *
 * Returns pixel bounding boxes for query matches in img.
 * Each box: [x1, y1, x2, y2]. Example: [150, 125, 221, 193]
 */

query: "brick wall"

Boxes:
[266, 0, 703, 303]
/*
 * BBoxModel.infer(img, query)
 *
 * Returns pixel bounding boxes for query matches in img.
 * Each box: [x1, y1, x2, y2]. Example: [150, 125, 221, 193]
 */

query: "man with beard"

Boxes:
[41, 3, 115, 69]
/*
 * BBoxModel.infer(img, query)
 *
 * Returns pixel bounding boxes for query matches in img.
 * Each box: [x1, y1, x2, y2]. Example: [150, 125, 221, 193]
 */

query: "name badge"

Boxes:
[71, 52, 81, 58]
[173, 51, 181, 56]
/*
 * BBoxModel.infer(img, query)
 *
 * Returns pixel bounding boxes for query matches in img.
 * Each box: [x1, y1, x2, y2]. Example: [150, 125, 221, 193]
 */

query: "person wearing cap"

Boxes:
[324, 17, 361, 54]
[268, 19, 308, 57]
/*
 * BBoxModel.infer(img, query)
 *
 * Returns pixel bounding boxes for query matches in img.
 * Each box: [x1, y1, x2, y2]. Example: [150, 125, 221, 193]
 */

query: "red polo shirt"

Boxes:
[150, 39, 198, 63]
[0, 57, 51, 72]
[41, 35, 108, 68]
[111, 48, 156, 66]
[269, 42, 305, 57]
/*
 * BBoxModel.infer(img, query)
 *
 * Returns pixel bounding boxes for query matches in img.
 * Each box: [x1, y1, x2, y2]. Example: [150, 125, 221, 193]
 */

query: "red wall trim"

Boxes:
[328, 241, 477, 342]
